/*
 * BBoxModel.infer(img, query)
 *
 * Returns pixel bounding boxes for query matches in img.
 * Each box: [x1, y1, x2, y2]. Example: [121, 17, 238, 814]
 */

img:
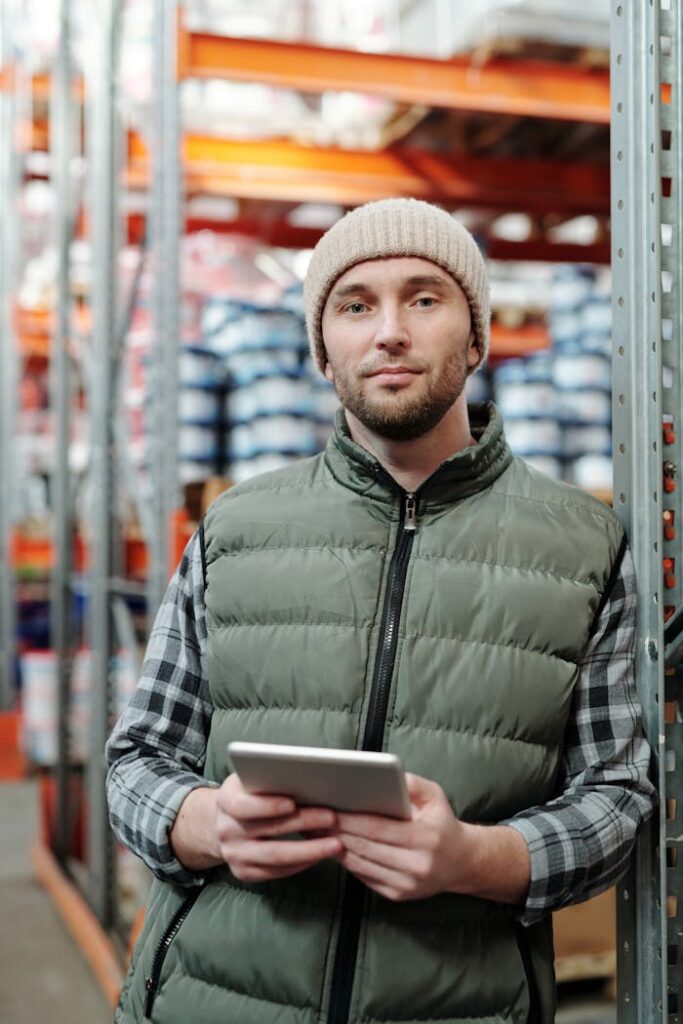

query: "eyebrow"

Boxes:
[330, 273, 451, 301]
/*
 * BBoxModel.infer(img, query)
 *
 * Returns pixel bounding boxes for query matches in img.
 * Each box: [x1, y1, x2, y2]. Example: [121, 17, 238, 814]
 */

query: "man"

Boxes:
[107, 198, 655, 1024]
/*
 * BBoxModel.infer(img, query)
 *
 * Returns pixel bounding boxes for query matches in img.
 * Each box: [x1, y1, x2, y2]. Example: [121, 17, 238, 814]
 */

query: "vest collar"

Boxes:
[324, 401, 513, 509]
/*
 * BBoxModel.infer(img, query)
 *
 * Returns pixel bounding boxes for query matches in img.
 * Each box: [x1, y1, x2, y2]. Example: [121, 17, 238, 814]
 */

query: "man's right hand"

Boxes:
[170, 774, 342, 881]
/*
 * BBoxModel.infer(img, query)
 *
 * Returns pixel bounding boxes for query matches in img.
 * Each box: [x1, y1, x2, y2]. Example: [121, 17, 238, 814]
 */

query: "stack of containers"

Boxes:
[550, 266, 612, 491]
[492, 352, 563, 479]
[465, 366, 493, 406]
[202, 283, 321, 484]
[20, 648, 137, 766]
[490, 265, 612, 491]
[177, 342, 226, 484]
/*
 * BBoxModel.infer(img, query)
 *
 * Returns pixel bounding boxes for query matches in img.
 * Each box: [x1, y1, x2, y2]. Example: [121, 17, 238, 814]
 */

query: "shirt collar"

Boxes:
[324, 401, 512, 510]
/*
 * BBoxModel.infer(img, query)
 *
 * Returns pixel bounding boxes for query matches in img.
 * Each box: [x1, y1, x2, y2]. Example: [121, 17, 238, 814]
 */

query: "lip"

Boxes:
[367, 367, 422, 385]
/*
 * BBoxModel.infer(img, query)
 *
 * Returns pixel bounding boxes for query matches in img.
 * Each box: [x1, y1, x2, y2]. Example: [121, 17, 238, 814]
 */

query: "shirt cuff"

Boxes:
[154, 776, 221, 888]
[503, 815, 579, 928]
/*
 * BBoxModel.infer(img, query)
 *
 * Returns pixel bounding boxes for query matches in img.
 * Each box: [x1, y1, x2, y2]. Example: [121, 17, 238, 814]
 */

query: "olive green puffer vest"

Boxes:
[117, 403, 624, 1024]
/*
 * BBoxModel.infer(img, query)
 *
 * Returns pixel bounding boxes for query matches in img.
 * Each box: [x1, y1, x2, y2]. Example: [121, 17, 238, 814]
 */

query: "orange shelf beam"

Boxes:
[489, 324, 549, 358]
[128, 133, 610, 215]
[178, 31, 610, 125]
[0, 68, 84, 102]
[32, 842, 124, 1010]
[127, 211, 610, 263]
[487, 238, 611, 265]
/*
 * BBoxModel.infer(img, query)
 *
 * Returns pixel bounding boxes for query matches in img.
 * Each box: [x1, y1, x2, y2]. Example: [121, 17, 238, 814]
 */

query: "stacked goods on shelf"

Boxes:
[493, 352, 562, 479]
[20, 647, 136, 767]
[443, 0, 610, 58]
[551, 266, 612, 491]
[488, 260, 558, 474]
[121, 237, 225, 487]
[489, 261, 612, 492]
[184, 0, 609, 60]
[122, 231, 336, 489]
[202, 276, 334, 484]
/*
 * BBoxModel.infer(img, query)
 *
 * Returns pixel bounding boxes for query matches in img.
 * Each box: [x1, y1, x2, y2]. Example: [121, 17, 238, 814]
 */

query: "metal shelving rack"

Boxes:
[28, 2, 683, 1020]
[611, 2, 682, 1020]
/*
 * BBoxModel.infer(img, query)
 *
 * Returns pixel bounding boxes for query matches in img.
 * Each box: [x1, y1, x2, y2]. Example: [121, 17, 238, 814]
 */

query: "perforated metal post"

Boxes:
[51, 0, 77, 867]
[85, 0, 121, 927]
[147, 0, 180, 619]
[611, 1, 679, 1019]
[0, 1, 20, 709]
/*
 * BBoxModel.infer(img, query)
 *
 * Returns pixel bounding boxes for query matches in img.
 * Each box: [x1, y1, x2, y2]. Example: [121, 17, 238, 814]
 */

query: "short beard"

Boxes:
[329, 353, 469, 442]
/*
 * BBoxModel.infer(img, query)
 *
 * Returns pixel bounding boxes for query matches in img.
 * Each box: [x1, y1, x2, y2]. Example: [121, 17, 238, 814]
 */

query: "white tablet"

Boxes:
[227, 741, 412, 820]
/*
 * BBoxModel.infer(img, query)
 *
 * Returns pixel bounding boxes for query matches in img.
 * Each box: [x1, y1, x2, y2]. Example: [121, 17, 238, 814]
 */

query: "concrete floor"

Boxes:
[0, 777, 617, 1023]
[0, 779, 111, 1024]
[556, 982, 616, 1024]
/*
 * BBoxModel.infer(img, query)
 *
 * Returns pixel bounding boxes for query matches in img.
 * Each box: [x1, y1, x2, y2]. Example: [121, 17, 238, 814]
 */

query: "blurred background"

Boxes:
[0, 1, 619, 1021]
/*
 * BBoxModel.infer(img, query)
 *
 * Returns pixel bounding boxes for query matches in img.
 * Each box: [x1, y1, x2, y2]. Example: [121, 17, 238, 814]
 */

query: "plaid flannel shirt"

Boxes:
[106, 529, 655, 925]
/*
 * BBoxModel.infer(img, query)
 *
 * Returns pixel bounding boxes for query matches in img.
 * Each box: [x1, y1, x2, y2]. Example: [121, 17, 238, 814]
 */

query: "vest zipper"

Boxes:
[144, 891, 199, 1020]
[327, 491, 417, 1024]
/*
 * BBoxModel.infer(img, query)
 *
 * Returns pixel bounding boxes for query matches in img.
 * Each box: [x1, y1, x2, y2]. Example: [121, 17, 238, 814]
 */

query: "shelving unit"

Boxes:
[80, 0, 615, 942]
[4, 4, 674, 1021]
[611, 3, 683, 1021]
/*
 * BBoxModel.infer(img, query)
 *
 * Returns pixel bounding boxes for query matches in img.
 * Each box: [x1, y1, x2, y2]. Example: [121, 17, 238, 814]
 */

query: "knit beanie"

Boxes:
[303, 197, 490, 375]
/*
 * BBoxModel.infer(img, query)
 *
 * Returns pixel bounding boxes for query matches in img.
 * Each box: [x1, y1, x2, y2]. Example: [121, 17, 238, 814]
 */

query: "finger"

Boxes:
[404, 772, 440, 808]
[221, 784, 297, 822]
[241, 807, 337, 838]
[336, 812, 411, 846]
[337, 848, 409, 892]
[234, 835, 342, 869]
[338, 831, 416, 872]
[235, 857, 335, 882]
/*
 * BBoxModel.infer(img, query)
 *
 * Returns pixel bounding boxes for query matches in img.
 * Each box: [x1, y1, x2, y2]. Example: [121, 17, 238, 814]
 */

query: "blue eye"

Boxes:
[415, 297, 435, 307]
[347, 302, 366, 314]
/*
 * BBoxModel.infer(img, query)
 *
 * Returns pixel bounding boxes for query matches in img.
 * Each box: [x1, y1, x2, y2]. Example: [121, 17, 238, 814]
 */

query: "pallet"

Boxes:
[554, 887, 616, 984]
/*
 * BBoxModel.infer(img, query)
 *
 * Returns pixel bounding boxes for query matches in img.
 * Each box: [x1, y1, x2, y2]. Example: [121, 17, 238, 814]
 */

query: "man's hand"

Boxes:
[334, 772, 530, 904]
[170, 775, 342, 882]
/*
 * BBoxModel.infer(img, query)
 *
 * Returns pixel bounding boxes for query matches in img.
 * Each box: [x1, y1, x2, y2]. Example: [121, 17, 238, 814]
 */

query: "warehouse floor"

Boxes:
[0, 779, 111, 1024]
[0, 778, 616, 1024]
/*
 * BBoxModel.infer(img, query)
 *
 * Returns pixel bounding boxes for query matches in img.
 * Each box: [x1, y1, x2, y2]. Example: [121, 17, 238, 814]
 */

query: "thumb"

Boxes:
[405, 772, 440, 808]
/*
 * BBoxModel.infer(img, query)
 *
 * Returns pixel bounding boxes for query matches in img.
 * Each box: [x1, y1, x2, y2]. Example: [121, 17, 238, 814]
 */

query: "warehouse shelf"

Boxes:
[127, 132, 610, 215]
[177, 27, 611, 124]
[0, 67, 84, 102]
[10, 526, 153, 581]
[6, 5, 638, 1008]
[2, 34, 611, 125]
[126, 212, 610, 265]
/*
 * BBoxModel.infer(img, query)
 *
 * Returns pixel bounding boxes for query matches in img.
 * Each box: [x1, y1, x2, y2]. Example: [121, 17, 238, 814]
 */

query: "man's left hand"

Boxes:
[335, 772, 531, 905]
[334, 772, 469, 902]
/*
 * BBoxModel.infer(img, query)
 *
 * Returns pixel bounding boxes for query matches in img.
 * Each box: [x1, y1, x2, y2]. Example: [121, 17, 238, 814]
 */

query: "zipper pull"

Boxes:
[404, 493, 417, 532]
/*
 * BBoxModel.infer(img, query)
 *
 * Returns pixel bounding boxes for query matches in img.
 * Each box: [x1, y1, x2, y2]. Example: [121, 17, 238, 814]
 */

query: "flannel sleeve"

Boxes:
[105, 528, 216, 886]
[503, 545, 657, 926]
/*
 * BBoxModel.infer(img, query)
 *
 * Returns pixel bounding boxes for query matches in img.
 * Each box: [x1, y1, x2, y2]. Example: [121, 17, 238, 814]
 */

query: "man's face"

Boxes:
[321, 256, 480, 441]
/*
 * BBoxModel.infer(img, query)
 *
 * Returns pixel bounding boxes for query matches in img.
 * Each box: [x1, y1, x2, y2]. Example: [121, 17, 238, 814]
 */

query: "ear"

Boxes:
[324, 361, 334, 383]
[466, 331, 480, 372]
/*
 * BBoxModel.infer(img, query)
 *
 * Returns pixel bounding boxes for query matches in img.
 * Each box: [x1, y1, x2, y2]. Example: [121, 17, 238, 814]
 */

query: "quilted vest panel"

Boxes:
[117, 405, 623, 1024]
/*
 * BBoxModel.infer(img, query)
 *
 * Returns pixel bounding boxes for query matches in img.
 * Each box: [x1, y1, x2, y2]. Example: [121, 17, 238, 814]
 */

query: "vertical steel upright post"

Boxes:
[660, 4, 683, 1019]
[148, 0, 180, 619]
[611, 1, 667, 1020]
[51, 0, 76, 865]
[0, 0, 20, 709]
[85, 0, 120, 927]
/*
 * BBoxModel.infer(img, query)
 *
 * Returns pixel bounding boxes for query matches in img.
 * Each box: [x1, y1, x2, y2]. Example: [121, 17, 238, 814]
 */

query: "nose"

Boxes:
[373, 302, 411, 352]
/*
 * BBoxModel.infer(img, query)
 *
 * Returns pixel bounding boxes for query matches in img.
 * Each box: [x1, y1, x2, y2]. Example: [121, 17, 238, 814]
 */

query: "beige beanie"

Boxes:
[303, 197, 490, 374]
